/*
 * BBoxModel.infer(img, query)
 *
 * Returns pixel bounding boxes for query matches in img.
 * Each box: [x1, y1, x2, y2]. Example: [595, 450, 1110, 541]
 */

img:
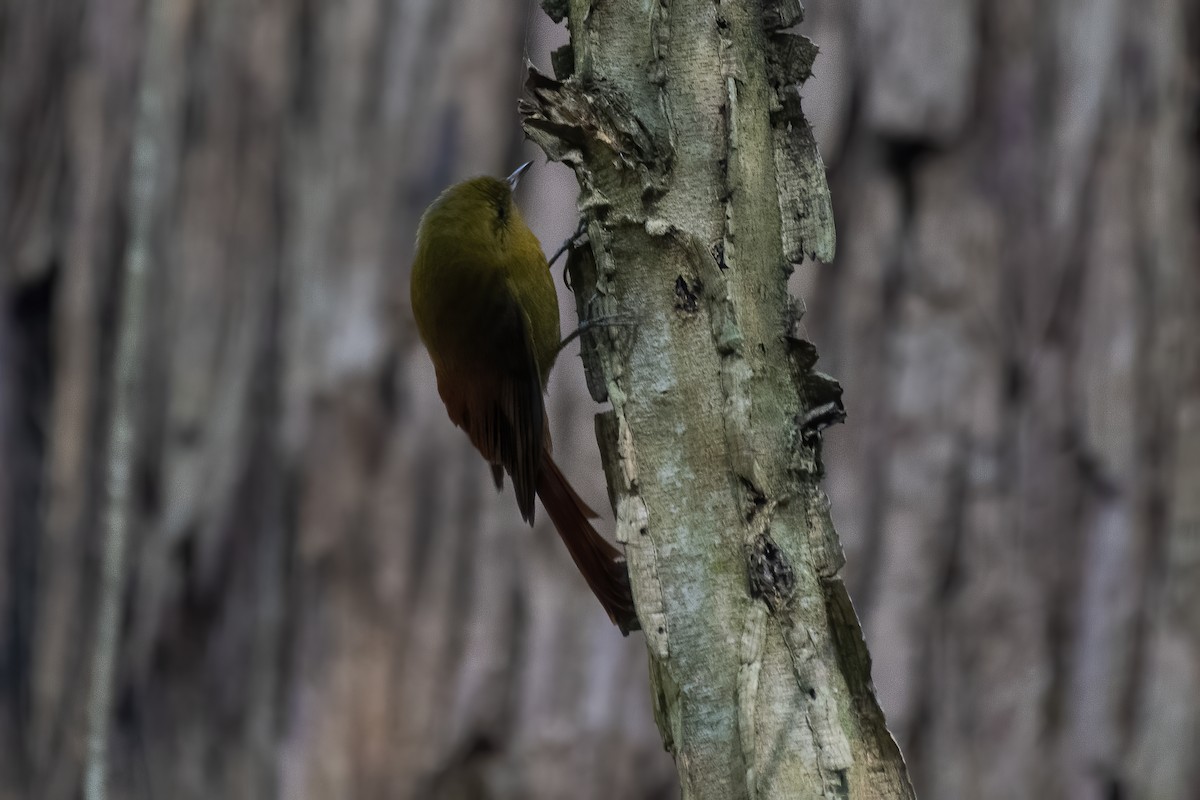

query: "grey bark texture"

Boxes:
[84, 0, 182, 796]
[522, 1, 912, 798]
[0, 0, 671, 798]
[797, 2, 1200, 799]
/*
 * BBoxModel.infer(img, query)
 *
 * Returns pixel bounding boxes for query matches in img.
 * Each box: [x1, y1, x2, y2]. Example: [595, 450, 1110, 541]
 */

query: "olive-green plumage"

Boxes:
[410, 166, 635, 629]
[412, 175, 560, 391]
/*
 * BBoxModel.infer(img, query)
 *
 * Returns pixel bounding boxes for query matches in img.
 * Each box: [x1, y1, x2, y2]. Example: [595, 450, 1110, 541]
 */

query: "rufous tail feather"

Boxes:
[536, 453, 638, 632]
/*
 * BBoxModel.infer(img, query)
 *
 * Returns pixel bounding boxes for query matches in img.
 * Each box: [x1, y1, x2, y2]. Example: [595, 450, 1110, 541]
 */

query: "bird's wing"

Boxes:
[434, 274, 546, 523]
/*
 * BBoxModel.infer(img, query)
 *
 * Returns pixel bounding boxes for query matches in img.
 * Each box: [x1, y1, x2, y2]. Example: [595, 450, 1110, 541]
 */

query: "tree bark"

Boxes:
[84, 0, 184, 794]
[0, 1, 672, 798]
[523, 1, 913, 797]
[797, 2, 1200, 799]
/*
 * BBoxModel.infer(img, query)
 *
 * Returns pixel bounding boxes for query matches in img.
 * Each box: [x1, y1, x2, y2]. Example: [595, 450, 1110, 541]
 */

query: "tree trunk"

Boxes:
[523, 1, 914, 797]
[84, 0, 181, 795]
[0, 1, 672, 798]
[797, 2, 1200, 799]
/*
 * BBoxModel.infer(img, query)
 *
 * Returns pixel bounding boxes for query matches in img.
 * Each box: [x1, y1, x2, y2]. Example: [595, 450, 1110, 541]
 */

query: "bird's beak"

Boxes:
[506, 160, 533, 192]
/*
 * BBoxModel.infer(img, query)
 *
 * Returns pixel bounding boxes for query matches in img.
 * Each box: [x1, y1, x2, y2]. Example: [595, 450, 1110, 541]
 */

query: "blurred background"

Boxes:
[0, 0, 1197, 798]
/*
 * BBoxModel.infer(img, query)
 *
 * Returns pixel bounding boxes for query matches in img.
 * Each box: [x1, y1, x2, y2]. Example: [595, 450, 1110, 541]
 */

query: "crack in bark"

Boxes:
[747, 532, 796, 613]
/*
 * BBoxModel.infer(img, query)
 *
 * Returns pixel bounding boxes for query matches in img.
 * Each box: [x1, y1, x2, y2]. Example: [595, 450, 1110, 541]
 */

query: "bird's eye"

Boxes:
[496, 201, 508, 222]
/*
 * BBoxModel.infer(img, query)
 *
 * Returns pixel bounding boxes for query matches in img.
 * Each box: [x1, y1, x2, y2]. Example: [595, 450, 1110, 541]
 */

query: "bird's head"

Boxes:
[417, 162, 533, 254]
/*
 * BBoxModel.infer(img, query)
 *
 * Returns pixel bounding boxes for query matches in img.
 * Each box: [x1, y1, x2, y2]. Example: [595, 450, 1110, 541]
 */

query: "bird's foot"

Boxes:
[556, 314, 636, 357]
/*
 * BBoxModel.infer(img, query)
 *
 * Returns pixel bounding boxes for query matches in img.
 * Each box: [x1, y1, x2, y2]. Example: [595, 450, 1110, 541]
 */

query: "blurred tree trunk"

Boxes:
[0, 1, 674, 799]
[798, 2, 1200, 799]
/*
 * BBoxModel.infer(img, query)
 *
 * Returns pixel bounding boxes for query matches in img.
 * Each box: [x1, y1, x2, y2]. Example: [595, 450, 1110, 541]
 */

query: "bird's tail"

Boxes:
[537, 453, 639, 633]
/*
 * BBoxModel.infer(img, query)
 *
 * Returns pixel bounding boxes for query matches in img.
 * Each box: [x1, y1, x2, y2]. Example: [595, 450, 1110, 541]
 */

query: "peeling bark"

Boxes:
[524, 2, 912, 797]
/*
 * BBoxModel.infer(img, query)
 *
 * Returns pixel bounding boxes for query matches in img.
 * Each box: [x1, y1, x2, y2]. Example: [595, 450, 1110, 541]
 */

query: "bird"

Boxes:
[409, 161, 638, 632]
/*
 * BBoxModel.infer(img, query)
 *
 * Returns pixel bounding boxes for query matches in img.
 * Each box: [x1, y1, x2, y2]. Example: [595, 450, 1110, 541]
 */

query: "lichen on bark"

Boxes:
[523, 1, 913, 797]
